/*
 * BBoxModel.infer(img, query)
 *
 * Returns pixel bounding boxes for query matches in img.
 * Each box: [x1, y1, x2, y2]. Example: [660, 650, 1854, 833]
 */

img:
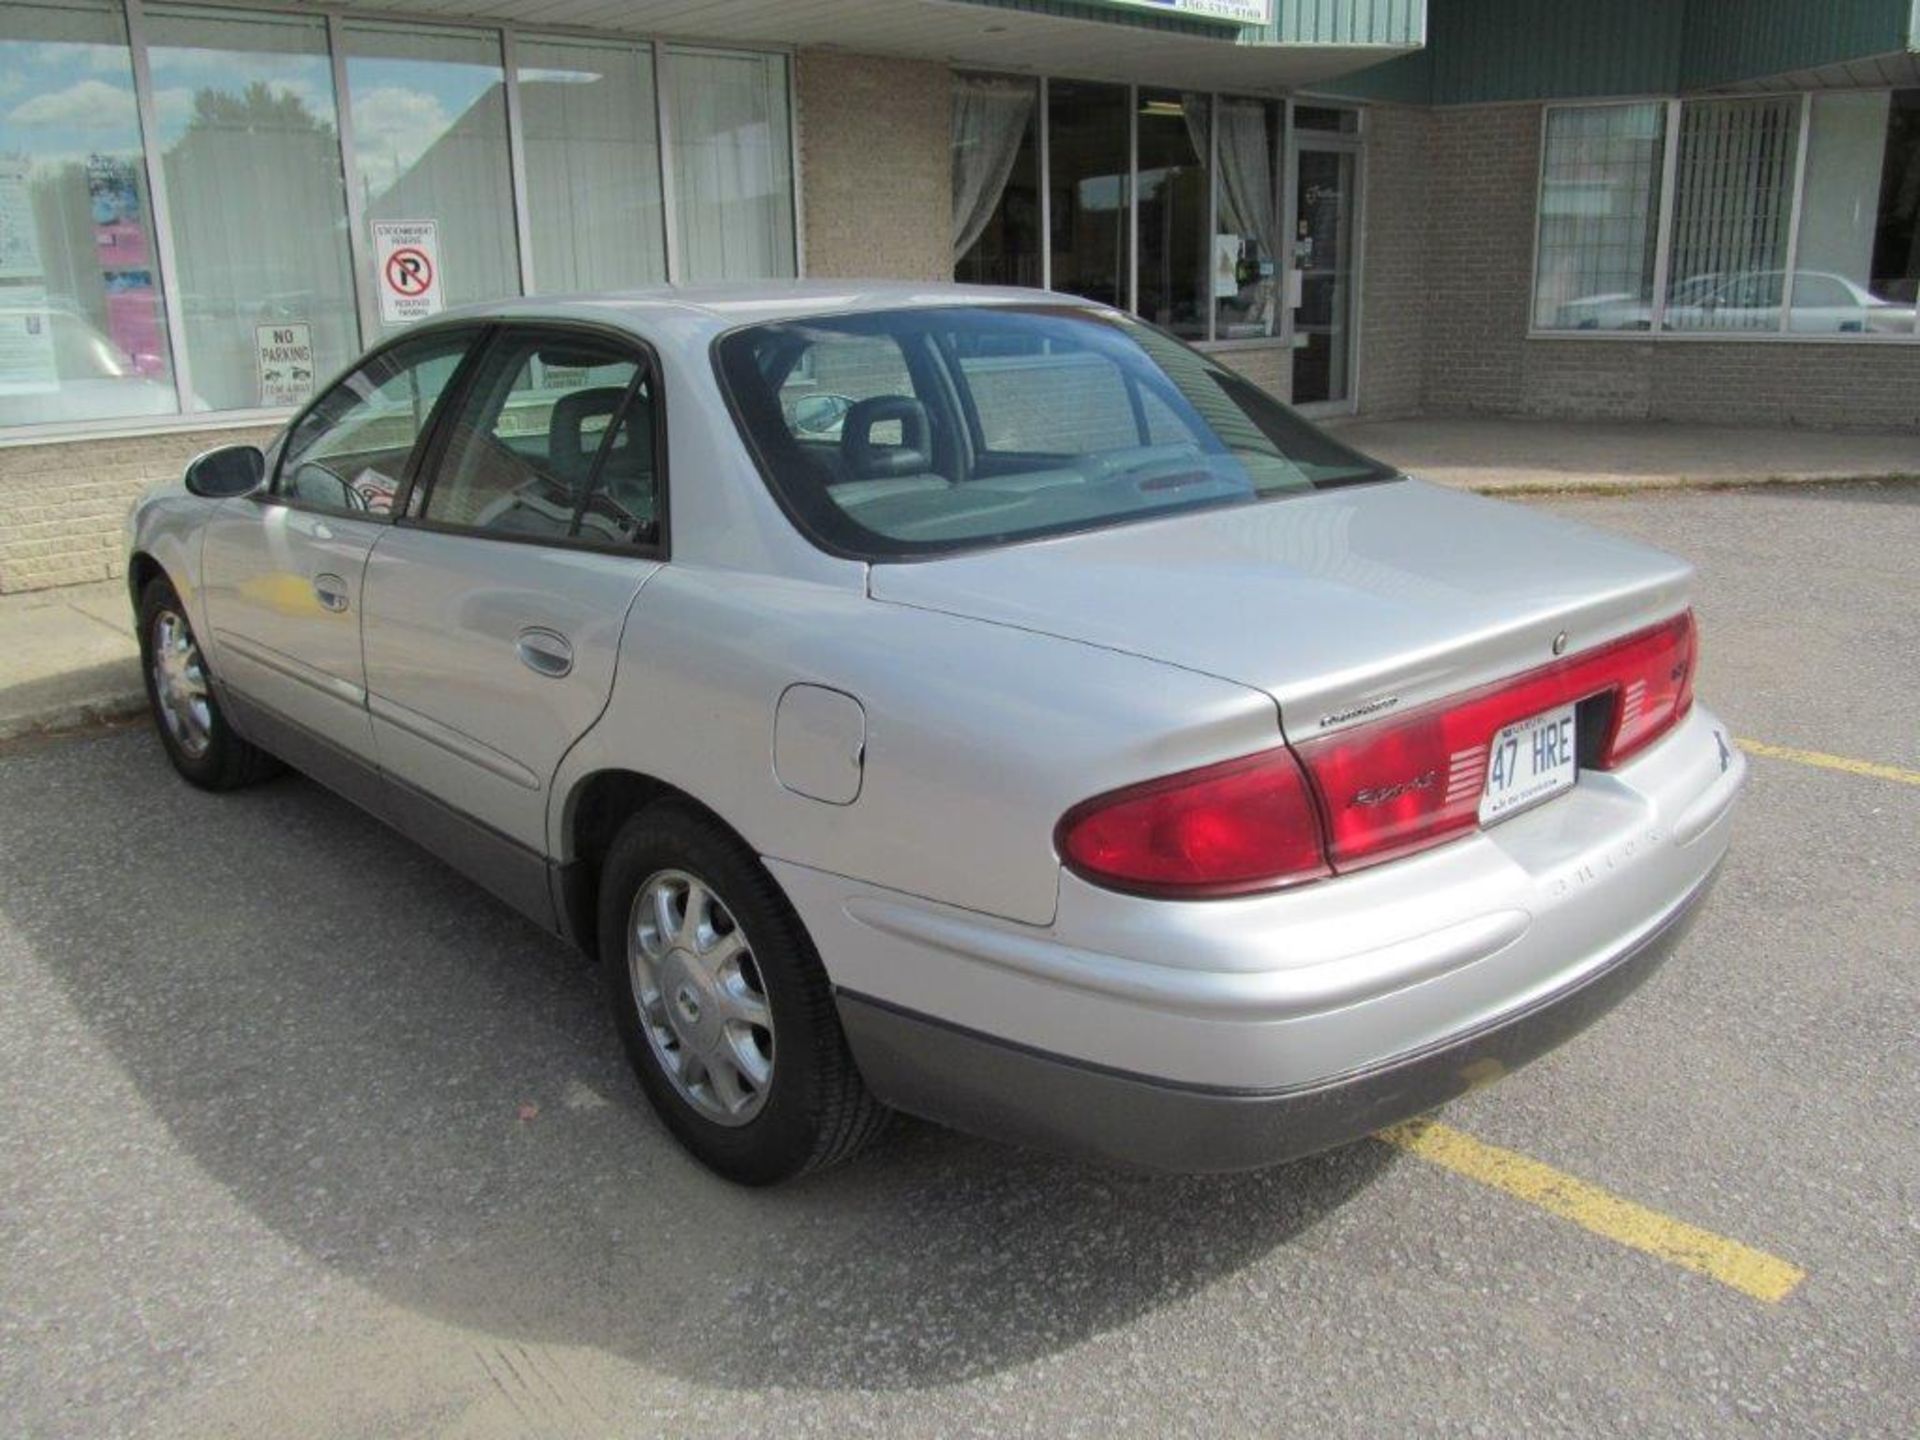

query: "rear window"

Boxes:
[715, 304, 1396, 559]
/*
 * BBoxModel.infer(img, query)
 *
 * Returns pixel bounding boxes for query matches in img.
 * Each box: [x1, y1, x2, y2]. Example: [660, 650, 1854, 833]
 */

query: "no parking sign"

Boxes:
[373, 219, 443, 324]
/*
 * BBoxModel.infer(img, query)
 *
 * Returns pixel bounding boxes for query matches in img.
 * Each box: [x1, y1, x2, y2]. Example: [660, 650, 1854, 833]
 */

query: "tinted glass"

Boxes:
[420, 331, 655, 545]
[718, 305, 1395, 559]
[1047, 80, 1128, 307]
[278, 328, 474, 514]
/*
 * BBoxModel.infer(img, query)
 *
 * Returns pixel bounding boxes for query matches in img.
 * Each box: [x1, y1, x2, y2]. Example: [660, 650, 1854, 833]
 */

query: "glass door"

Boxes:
[1290, 141, 1357, 409]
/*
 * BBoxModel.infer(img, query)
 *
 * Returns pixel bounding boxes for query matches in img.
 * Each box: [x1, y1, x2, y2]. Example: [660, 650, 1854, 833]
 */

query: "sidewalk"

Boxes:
[0, 581, 142, 742]
[1, 419, 1914, 742]
[1330, 417, 1920, 494]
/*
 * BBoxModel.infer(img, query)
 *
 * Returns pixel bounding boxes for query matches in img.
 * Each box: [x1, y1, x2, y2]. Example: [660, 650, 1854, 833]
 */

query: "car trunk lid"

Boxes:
[866, 479, 1693, 742]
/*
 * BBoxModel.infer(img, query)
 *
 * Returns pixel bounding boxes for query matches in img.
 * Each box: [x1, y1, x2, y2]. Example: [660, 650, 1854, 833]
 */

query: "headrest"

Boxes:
[549, 386, 630, 473]
[840, 394, 932, 481]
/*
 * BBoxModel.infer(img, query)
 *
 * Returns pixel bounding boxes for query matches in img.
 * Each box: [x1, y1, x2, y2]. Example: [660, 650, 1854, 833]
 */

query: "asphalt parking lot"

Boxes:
[3, 481, 1916, 1439]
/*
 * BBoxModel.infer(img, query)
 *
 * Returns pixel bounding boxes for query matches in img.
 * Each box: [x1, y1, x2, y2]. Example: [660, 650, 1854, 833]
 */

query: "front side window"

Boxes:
[416, 330, 657, 546]
[0, 0, 176, 428]
[277, 327, 475, 514]
[718, 304, 1394, 559]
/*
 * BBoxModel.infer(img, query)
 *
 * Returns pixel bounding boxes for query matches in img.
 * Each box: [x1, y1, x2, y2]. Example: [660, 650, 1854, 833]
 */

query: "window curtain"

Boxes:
[1213, 97, 1283, 271]
[951, 75, 1034, 265]
[666, 49, 795, 283]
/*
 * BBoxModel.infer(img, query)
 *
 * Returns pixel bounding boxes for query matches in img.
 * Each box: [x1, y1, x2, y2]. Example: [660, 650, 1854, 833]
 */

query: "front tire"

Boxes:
[597, 801, 886, 1184]
[137, 576, 279, 791]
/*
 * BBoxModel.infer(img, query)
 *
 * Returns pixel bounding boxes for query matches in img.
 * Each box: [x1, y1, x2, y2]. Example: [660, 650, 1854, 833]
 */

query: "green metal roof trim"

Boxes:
[1680, 0, 1916, 88]
[958, 0, 1425, 47]
[1321, 0, 1918, 105]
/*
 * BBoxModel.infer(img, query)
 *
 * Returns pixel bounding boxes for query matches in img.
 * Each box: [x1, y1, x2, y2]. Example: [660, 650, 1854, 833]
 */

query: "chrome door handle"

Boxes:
[313, 573, 350, 612]
[514, 627, 574, 678]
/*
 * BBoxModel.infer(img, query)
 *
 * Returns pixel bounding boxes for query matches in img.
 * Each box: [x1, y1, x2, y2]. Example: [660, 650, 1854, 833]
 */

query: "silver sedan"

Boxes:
[126, 282, 1743, 1184]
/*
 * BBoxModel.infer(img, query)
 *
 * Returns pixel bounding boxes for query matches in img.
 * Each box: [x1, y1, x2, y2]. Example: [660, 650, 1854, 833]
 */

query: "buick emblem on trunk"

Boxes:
[1552, 630, 1570, 656]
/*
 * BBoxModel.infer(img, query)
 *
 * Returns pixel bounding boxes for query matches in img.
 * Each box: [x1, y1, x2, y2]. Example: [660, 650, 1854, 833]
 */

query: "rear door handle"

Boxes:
[313, 573, 350, 612]
[515, 627, 574, 678]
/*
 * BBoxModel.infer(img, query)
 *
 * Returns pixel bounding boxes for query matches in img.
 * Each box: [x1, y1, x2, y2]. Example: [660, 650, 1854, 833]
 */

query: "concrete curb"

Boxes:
[0, 669, 146, 744]
[1465, 471, 1920, 499]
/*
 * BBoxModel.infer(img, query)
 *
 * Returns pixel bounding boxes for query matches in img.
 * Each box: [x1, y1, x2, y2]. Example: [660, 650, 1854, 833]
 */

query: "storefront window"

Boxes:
[1664, 97, 1799, 332]
[663, 48, 793, 283]
[1533, 102, 1665, 332]
[518, 36, 666, 293]
[1047, 79, 1129, 309]
[344, 21, 521, 332]
[952, 73, 1038, 288]
[0, 0, 175, 427]
[1135, 89, 1208, 339]
[1791, 90, 1919, 335]
[1212, 97, 1283, 340]
[146, 6, 353, 413]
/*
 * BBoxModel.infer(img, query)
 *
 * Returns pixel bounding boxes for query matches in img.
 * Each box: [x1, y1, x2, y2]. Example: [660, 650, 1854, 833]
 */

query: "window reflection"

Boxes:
[147, 5, 355, 413]
[0, 0, 176, 426]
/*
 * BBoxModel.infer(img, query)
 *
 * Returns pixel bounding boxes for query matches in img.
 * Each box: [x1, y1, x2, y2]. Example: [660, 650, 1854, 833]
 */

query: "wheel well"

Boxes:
[560, 769, 757, 949]
[127, 552, 163, 612]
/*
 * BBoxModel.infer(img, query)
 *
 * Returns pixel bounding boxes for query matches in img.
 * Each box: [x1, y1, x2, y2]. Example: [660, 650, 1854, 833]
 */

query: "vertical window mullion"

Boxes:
[501, 26, 535, 296]
[329, 12, 377, 348]
[1037, 76, 1052, 292]
[787, 54, 805, 278]
[1126, 82, 1139, 316]
[655, 47, 681, 284]
[123, 0, 193, 415]
[1205, 92, 1218, 343]
[1650, 99, 1681, 333]
[1778, 91, 1812, 335]
[1281, 96, 1297, 358]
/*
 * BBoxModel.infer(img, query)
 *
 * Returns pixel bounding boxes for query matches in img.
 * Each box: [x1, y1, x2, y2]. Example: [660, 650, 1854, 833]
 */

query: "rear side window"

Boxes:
[716, 304, 1394, 559]
[413, 330, 660, 549]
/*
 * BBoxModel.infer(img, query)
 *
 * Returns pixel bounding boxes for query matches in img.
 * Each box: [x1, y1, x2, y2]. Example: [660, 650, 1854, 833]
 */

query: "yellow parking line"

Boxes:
[1378, 1118, 1806, 1304]
[1738, 738, 1920, 788]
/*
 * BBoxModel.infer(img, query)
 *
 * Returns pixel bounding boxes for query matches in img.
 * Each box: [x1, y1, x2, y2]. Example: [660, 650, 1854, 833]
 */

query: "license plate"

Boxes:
[1480, 704, 1577, 824]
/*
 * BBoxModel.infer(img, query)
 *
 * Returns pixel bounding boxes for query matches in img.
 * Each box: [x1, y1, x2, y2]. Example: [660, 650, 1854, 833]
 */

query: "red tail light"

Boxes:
[1058, 612, 1697, 897]
[1296, 611, 1697, 872]
[1056, 747, 1331, 897]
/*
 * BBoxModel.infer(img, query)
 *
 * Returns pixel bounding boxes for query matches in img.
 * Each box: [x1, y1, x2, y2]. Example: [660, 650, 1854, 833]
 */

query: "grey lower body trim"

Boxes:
[223, 688, 558, 935]
[837, 864, 1721, 1174]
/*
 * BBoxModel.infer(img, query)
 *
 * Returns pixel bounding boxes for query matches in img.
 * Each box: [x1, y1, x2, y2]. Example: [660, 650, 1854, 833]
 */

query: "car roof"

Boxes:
[425, 280, 1101, 344]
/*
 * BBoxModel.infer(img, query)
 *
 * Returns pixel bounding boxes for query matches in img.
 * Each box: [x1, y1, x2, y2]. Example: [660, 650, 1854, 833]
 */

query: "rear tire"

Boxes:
[137, 575, 279, 791]
[597, 800, 887, 1184]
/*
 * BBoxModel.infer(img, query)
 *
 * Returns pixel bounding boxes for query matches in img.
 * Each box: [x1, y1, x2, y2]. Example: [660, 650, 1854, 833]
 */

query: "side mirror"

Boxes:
[183, 444, 266, 499]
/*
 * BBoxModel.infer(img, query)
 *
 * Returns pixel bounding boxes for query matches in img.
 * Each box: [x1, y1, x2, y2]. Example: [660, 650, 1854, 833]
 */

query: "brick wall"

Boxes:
[1354, 104, 1430, 419]
[795, 51, 951, 282]
[0, 427, 276, 595]
[1422, 103, 1536, 415]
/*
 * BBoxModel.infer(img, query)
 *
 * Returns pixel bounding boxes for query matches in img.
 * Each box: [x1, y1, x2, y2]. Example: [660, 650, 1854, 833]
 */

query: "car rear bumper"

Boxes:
[833, 859, 1718, 1172]
[773, 704, 1742, 1170]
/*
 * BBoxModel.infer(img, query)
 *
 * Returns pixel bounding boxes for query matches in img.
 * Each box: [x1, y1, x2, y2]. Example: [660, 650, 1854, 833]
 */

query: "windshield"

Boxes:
[715, 304, 1397, 558]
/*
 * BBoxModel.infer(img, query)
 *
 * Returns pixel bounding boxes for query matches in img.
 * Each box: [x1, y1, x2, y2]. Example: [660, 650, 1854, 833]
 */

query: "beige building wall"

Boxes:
[795, 51, 952, 282]
[1353, 103, 1431, 419]
[0, 426, 276, 595]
